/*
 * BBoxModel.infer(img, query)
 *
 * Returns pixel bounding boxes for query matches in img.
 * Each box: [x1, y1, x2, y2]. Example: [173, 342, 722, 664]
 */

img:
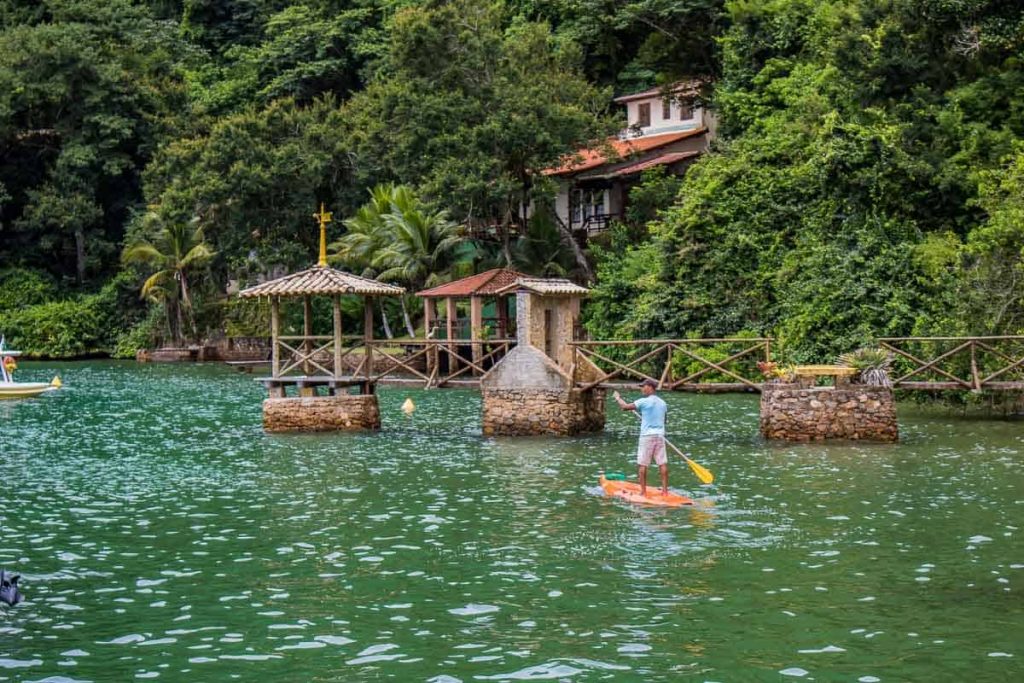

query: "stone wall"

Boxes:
[263, 394, 381, 433]
[482, 387, 605, 436]
[517, 292, 579, 372]
[760, 383, 898, 442]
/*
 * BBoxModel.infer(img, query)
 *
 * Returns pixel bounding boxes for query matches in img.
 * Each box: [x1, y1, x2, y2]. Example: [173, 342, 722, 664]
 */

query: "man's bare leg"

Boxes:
[659, 463, 669, 495]
[638, 464, 648, 496]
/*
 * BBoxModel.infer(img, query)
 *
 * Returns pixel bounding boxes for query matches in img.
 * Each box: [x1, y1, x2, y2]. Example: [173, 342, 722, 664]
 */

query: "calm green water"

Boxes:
[0, 361, 1022, 682]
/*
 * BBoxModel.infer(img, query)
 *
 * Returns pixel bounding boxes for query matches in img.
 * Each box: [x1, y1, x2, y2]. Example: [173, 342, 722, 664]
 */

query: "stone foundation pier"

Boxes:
[480, 345, 605, 436]
[482, 387, 605, 436]
[760, 383, 898, 442]
[263, 394, 381, 433]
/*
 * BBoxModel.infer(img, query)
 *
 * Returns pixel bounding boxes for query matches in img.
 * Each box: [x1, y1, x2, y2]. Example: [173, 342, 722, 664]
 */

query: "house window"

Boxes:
[662, 99, 671, 119]
[637, 102, 651, 127]
[571, 188, 606, 226]
[679, 102, 693, 120]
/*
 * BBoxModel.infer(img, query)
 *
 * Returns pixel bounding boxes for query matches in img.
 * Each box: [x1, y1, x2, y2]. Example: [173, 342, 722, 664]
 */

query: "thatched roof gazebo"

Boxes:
[238, 205, 404, 403]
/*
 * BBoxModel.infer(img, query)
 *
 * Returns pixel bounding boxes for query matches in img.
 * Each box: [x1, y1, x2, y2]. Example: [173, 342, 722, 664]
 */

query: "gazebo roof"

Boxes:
[238, 265, 405, 298]
[495, 277, 590, 296]
[416, 268, 526, 298]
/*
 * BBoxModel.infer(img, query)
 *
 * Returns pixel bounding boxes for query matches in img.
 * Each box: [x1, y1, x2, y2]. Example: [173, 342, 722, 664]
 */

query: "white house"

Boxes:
[544, 80, 715, 235]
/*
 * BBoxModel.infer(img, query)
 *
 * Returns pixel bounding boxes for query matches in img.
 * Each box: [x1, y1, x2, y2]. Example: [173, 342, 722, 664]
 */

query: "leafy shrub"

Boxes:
[0, 270, 144, 357]
[111, 307, 164, 359]
[0, 268, 58, 312]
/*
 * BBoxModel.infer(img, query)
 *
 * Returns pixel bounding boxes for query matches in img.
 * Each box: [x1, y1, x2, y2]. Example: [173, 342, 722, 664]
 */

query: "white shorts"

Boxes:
[636, 435, 667, 467]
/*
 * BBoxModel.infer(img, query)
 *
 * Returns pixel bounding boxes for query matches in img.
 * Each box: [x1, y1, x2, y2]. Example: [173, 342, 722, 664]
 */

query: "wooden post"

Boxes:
[364, 296, 374, 384]
[333, 294, 343, 379]
[470, 295, 483, 374]
[424, 297, 436, 377]
[303, 295, 313, 376]
[270, 297, 281, 379]
[446, 296, 458, 372]
[971, 340, 981, 392]
[497, 294, 510, 339]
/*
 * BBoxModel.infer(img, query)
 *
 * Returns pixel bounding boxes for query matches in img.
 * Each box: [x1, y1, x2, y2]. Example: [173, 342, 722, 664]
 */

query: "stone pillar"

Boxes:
[263, 394, 381, 432]
[760, 383, 898, 442]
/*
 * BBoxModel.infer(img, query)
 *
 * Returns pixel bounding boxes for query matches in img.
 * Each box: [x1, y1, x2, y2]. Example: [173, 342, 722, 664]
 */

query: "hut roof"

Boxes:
[238, 265, 405, 298]
[496, 277, 590, 296]
[416, 268, 526, 298]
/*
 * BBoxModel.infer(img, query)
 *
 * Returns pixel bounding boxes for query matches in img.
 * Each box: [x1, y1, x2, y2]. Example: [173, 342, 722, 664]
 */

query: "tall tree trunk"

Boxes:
[401, 296, 416, 338]
[501, 208, 513, 266]
[179, 272, 194, 341]
[174, 298, 185, 348]
[74, 229, 86, 283]
[378, 298, 393, 339]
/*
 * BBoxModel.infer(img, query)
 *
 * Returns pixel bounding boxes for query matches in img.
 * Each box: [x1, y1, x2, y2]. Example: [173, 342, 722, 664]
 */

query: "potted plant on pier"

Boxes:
[837, 347, 894, 387]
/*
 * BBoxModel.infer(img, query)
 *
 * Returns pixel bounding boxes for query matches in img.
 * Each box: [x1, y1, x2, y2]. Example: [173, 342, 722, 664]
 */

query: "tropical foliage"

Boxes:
[121, 213, 216, 345]
[587, 0, 1024, 359]
[1, 0, 1023, 359]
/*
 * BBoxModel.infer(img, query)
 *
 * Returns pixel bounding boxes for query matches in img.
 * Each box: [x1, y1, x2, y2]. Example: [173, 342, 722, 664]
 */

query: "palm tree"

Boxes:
[374, 187, 462, 292]
[122, 213, 216, 346]
[330, 185, 465, 338]
[329, 184, 399, 338]
[329, 184, 394, 272]
[373, 188, 462, 336]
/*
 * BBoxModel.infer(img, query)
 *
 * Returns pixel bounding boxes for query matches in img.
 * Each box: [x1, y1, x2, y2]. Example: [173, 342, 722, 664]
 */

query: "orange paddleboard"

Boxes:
[599, 475, 694, 507]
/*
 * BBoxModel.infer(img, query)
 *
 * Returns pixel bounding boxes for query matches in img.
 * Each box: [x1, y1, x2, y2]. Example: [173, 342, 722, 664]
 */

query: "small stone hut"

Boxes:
[480, 277, 605, 436]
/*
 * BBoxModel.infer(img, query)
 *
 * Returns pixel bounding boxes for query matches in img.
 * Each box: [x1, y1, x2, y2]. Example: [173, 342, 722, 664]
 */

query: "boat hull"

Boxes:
[0, 382, 57, 399]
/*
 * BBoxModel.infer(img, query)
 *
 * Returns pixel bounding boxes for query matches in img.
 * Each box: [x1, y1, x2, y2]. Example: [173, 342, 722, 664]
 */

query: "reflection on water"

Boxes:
[0, 361, 1021, 681]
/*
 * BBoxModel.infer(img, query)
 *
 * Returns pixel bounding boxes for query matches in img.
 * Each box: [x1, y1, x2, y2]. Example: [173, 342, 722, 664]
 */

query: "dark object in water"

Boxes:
[0, 570, 23, 606]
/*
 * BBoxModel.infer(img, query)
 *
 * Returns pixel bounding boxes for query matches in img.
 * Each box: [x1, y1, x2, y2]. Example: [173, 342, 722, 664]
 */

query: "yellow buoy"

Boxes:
[401, 397, 415, 416]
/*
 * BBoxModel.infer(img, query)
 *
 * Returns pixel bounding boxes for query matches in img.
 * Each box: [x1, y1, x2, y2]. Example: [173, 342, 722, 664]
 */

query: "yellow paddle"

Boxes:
[664, 436, 714, 485]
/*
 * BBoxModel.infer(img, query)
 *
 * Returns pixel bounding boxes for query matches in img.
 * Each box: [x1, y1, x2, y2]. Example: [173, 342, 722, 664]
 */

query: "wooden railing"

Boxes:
[571, 338, 772, 392]
[879, 336, 1024, 391]
[363, 339, 515, 388]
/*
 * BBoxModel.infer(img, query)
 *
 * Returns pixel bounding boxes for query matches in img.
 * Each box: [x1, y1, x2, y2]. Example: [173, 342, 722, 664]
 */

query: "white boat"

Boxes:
[0, 338, 61, 399]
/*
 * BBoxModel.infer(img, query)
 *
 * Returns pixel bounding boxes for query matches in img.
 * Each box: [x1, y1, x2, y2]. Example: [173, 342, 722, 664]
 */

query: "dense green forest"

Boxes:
[0, 0, 1021, 360]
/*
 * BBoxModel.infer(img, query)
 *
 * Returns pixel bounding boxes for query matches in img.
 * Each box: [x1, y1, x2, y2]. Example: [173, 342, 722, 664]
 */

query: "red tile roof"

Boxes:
[580, 150, 701, 180]
[543, 128, 705, 177]
[416, 268, 527, 298]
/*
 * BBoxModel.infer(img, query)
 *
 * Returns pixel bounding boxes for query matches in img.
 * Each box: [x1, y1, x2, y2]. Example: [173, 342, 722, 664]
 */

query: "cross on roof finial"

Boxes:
[314, 203, 333, 267]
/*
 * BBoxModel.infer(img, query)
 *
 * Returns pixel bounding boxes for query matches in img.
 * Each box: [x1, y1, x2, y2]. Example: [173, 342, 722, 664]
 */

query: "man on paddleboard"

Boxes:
[613, 378, 668, 496]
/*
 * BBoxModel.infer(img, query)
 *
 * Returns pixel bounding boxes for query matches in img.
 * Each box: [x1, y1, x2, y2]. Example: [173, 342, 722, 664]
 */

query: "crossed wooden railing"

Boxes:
[269, 334, 1024, 394]
[272, 337, 516, 388]
[362, 339, 515, 388]
[571, 338, 772, 392]
[879, 336, 1024, 391]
